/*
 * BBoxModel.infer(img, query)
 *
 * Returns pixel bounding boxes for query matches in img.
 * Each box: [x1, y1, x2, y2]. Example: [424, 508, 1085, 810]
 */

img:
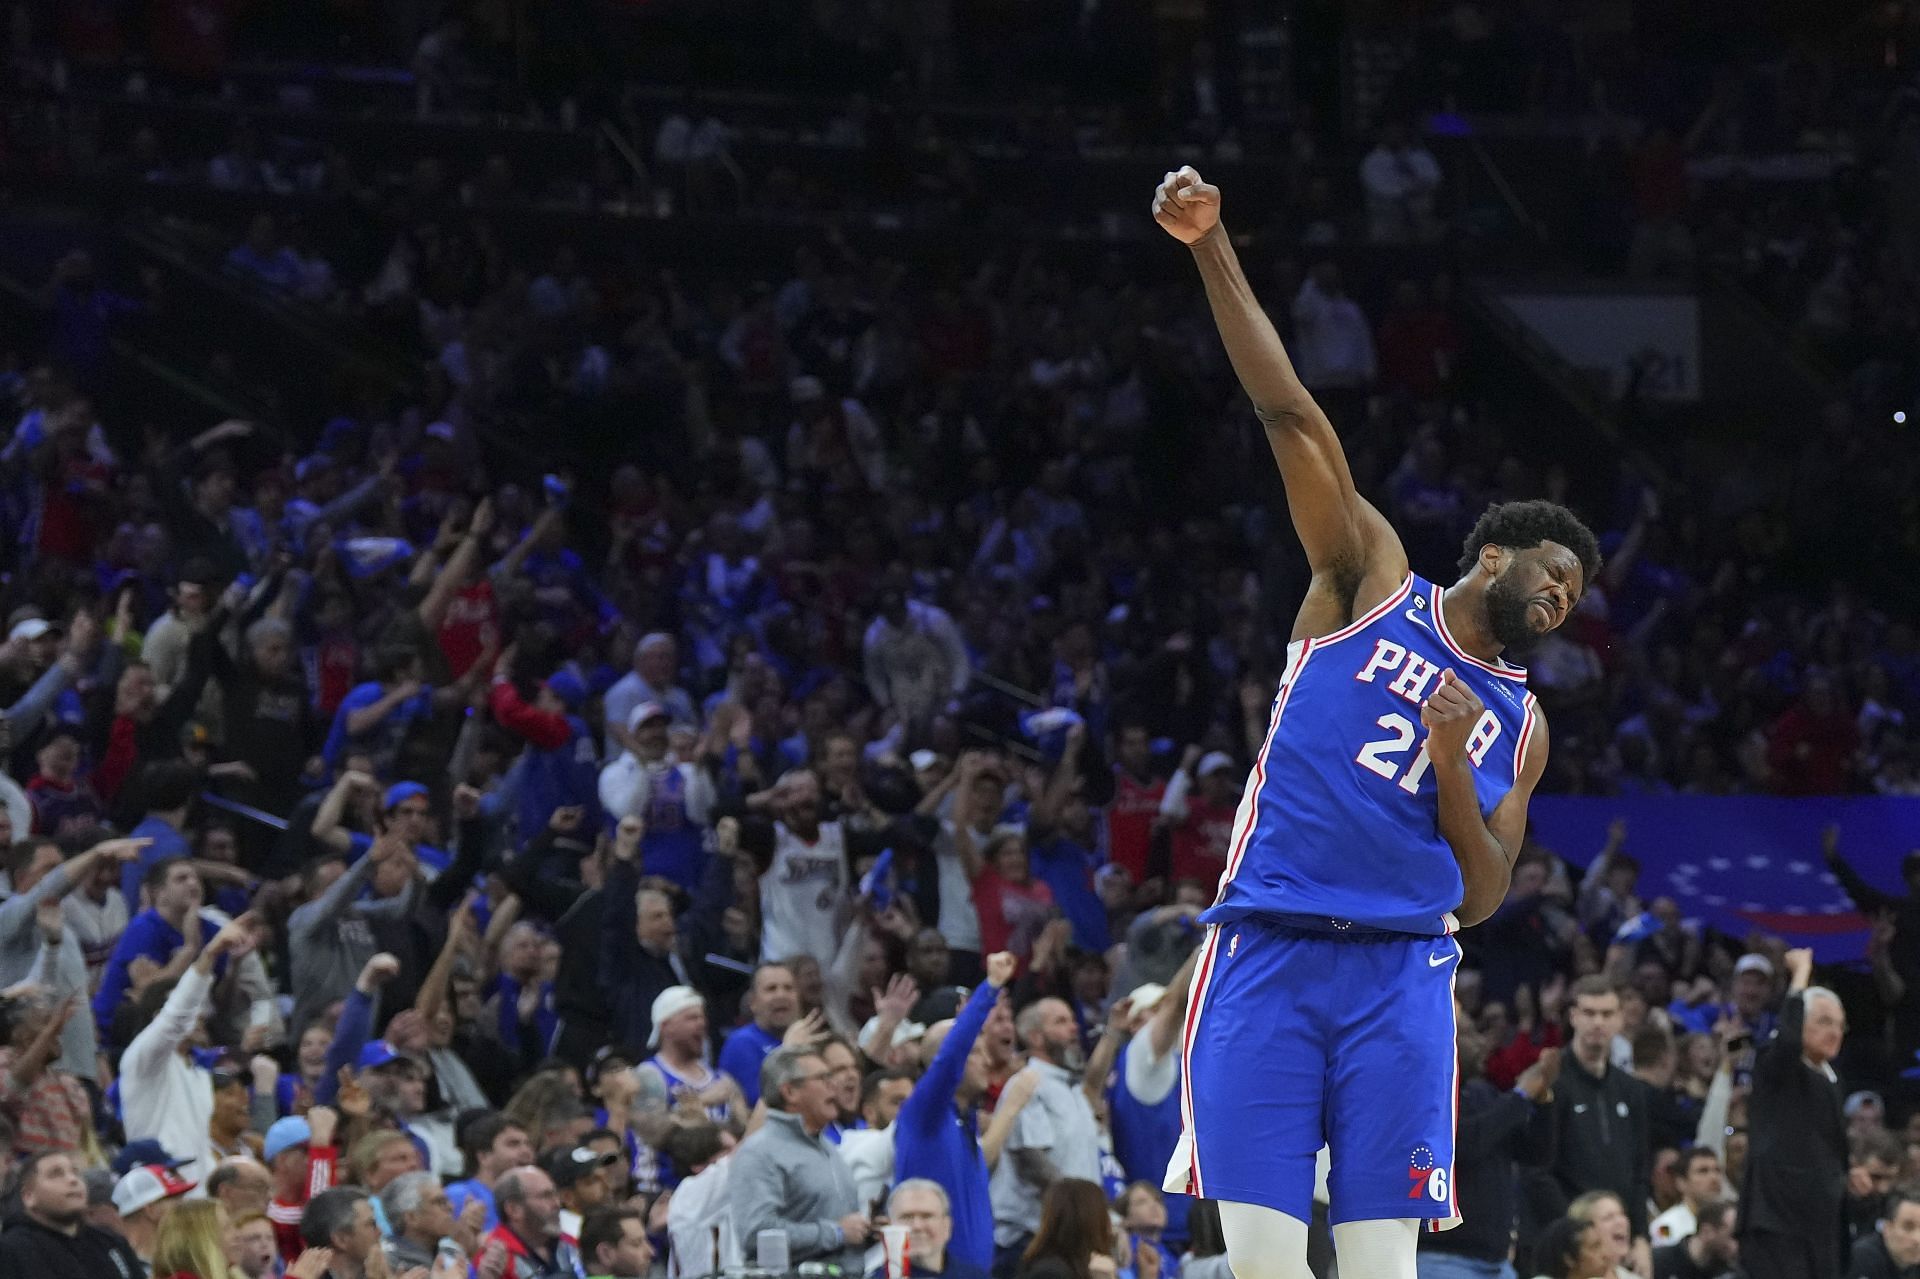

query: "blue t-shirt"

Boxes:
[94, 910, 223, 1039]
[446, 1180, 498, 1233]
[717, 1022, 783, 1108]
[120, 817, 193, 909]
[321, 681, 434, 771]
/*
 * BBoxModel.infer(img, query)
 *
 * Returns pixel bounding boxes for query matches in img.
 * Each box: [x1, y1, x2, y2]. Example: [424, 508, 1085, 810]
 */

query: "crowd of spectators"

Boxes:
[1, 4, 1919, 1279]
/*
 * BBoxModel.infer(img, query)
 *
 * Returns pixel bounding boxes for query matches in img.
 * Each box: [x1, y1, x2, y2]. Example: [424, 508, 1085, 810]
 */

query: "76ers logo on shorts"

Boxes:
[1407, 1145, 1448, 1202]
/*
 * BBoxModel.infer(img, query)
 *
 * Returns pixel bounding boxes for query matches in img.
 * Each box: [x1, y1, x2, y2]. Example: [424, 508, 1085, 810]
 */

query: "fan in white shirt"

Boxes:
[1649, 1147, 1725, 1245]
[664, 1124, 741, 1278]
[759, 772, 849, 970]
[119, 914, 260, 1189]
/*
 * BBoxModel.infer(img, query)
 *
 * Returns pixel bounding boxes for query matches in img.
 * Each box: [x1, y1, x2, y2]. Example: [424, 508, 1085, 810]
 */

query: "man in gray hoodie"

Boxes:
[0, 835, 147, 1084]
[286, 833, 417, 1037]
[730, 1046, 872, 1273]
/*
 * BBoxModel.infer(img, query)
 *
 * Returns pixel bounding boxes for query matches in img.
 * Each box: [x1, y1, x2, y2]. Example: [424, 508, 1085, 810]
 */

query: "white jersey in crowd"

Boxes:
[667, 1153, 741, 1278]
[759, 819, 848, 968]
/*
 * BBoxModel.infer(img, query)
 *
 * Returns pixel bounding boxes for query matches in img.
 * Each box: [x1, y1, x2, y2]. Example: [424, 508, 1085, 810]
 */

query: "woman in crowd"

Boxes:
[1019, 1179, 1120, 1279]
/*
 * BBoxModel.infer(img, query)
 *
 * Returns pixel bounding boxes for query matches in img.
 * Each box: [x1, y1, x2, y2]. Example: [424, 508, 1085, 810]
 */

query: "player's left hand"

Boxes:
[1419, 669, 1484, 759]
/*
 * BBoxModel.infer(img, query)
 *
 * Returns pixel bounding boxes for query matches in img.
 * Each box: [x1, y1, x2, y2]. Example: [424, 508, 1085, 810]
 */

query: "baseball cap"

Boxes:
[7, 617, 55, 642]
[1125, 983, 1168, 1017]
[647, 986, 705, 1049]
[627, 700, 668, 731]
[358, 1040, 406, 1070]
[113, 1165, 196, 1215]
[384, 781, 430, 811]
[1845, 1089, 1885, 1118]
[1733, 954, 1774, 978]
[262, 1116, 312, 1164]
[425, 421, 457, 442]
[112, 1139, 187, 1177]
[857, 1015, 927, 1057]
[912, 986, 968, 1024]
[540, 1144, 619, 1189]
[546, 670, 588, 711]
[1197, 751, 1238, 779]
[909, 749, 940, 772]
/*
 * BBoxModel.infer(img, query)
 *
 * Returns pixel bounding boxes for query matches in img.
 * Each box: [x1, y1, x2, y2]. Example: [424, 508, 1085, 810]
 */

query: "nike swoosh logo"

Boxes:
[1428, 951, 1456, 967]
[1404, 608, 1433, 631]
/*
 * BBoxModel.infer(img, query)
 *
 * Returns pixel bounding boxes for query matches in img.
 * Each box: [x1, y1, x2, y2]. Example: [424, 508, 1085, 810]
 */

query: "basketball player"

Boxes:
[1150, 164, 1600, 1279]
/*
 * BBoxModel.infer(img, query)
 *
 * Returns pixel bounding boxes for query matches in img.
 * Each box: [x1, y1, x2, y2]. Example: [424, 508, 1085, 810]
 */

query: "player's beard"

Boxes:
[1482, 570, 1540, 655]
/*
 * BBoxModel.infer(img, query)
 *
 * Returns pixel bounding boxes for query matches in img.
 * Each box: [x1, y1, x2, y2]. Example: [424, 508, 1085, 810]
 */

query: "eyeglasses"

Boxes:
[789, 1071, 833, 1086]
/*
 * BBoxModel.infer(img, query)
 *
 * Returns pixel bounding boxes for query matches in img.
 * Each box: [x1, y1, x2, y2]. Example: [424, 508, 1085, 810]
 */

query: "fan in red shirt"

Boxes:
[1105, 724, 1166, 887]
[33, 401, 115, 565]
[262, 1107, 340, 1262]
[1160, 748, 1241, 888]
[308, 592, 360, 720]
[1766, 673, 1861, 795]
[970, 831, 1056, 963]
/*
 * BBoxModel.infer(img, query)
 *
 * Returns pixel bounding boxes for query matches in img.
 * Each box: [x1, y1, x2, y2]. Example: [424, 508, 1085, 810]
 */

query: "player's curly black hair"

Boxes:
[1457, 500, 1602, 585]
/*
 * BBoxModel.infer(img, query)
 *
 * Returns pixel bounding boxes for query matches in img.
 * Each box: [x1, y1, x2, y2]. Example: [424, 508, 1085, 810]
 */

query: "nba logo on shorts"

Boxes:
[1407, 1144, 1446, 1202]
[1228, 933, 1240, 957]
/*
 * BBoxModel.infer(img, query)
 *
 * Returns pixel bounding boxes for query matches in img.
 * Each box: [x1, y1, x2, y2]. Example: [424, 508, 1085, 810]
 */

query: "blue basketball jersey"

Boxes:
[1205, 573, 1537, 936]
[1108, 1040, 1191, 1245]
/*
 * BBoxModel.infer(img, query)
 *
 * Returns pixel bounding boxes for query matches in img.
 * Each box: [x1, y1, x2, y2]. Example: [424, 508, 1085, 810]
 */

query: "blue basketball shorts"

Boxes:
[1162, 916, 1464, 1230]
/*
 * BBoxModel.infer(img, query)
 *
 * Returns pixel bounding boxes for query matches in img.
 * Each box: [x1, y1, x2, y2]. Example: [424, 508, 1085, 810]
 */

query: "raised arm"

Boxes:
[1824, 826, 1898, 914]
[310, 771, 376, 856]
[1153, 166, 1406, 629]
[1436, 686, 1547, 928]
[418, 500, 494, 631]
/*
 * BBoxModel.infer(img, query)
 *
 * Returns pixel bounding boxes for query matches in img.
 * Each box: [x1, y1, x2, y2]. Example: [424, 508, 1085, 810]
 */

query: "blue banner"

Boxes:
[1527, 796, 1920, 962]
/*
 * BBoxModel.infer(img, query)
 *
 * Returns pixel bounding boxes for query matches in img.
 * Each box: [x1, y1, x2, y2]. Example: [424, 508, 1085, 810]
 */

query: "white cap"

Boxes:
[1733, 954, 1774, 978]
[1197, 751, 1238, 778]
[858, 1015, 926, 1056]
[1125, 983, 1168, 1017]
[112, 1165, 196, 1216]
[647, 986, 706, 1049]
[627, 701, 669, 731]
[8, 618, 53, 642]
[909, 750, 939, 772]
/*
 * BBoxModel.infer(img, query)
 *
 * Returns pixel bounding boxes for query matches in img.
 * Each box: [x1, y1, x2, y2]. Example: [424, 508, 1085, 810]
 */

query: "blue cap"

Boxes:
[262, 1116, 312, 1164]
[383, 781, 429, 811]
[545, 670, 587, 711]
[111, 1139, 185, 1177]
[357, 1040, 404, 1070]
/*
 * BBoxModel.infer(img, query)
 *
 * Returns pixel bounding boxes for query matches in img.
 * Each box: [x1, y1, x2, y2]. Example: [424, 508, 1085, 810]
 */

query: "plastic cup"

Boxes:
[881, 1225, 911, 1279]
[756, 1228, 790, 1273]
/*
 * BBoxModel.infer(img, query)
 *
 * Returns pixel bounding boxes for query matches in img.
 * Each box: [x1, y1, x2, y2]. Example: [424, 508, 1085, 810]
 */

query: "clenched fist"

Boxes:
[1152, 166, 1222, 246]
[1420, 669, 1485, 761]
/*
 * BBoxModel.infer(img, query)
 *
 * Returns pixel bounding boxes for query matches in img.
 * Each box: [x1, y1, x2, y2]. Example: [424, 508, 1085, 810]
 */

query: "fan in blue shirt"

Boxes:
[719, 963, 801, 1107]
[892, 951, 1017, 1275]
[95, 859, 227, 1043]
